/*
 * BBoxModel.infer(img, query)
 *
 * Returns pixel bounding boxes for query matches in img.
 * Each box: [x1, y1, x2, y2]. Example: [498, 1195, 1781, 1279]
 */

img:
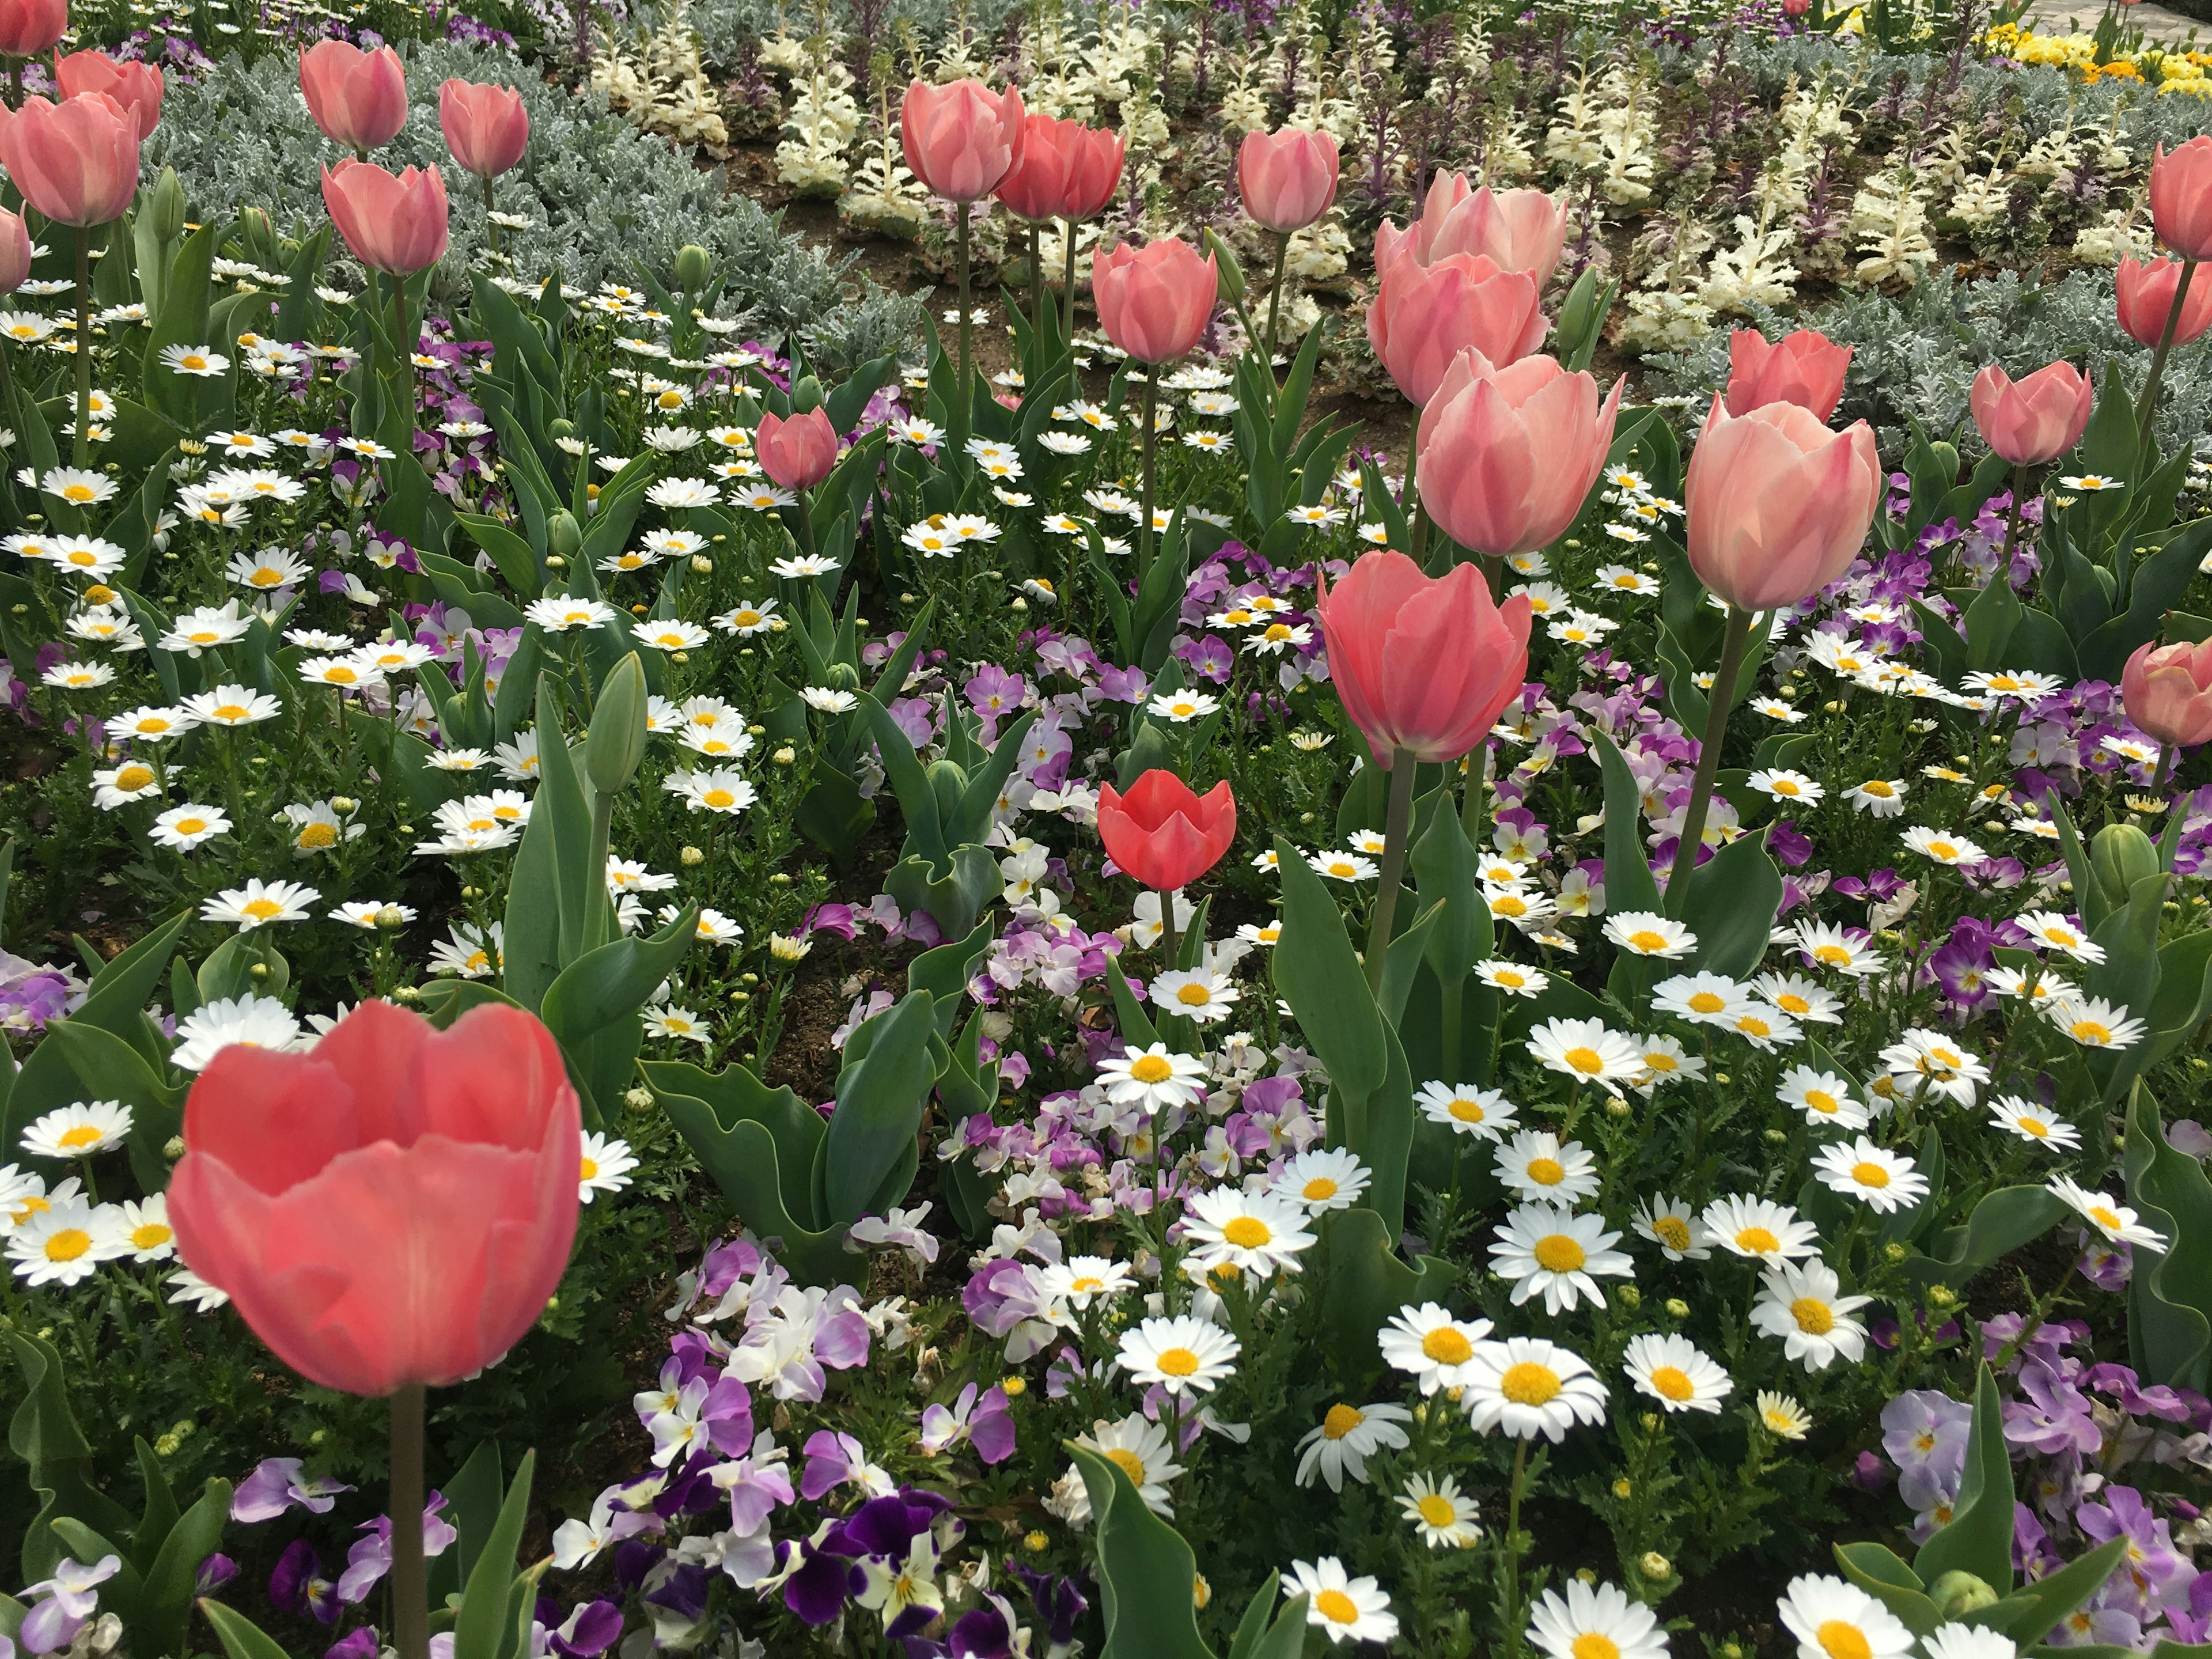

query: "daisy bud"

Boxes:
[374, 905, 406, 929]
[690, 555, 713, 574]
[1640, 1553, 1672, 1581]
[773, 747, 796, 765]
[331, 796, 356, 812]
[680, 845, 704, 866]
[164, 1135, 185, 1160]
[1664, 1298, 1688, 1318]
[624, 1087, 654, 1111]
[393, 984, 421, 1003]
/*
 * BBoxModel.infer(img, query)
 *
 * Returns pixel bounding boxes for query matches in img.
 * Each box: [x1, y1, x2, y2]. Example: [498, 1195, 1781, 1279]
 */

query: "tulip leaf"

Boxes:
[1319, 1206, 1450, 1387]
[656, 1090, 847, 1284]
[429, 1440, 503, 1603]
[1067, 1446, 1216, 1659]
[1269, 832, 1387, 1107]
[1986, 1536, 2127, 1641]
[199, 1600, 295, 1659]
[139, 1479, 232, 1658]
[1225, 1574, 1310, 1659]
[1913, 1366, 2013, 1593]
[43, 1020, 183, 1194]
[817, 990, 939, 1228]
[1901, 1185, 2067, 1290]
[1592, 732, 1663, 918]
[540, 907, 698, 1047]
[454, 1450, 535, 1659]
[129, 1439, 179, 1580]
[1678, 831, 1786, 979]
[2125, 1085, 2212, 1391]
[1409, 789, 1492, 997]
[1832, 1543, 1941, 1635]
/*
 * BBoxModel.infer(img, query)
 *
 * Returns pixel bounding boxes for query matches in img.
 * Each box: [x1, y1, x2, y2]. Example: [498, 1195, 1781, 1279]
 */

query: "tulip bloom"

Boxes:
[2117, 255, 2212, 348]
[0, 93, 141, 227]
[1097, 770, 1237, 893]
[53, 51, 162, 139]
[168, 1000, 580, 1396]
[1969, 362, 2092, 468]
[0, 0, 63, 58]
[438, 78, 528, 179]
[755, 407, 838, 491]
[995, 113, 1123, 222]
[1236, 126, 1340, 233]
[899, 77, 1025, 203]
[0, 207, 28, 293]
[1315, 550, 1532, 768]
[1375, 174, 1567, 288]
[2123, 639, 2212, 749]
[1684, 397, 1881, 612]
[1722, 328, 1851, 422]
[1417, 349, 1624, 558]
[2150, 137, 2212, 264]
[300, 40, 408, 154]
[1093, 236, 1218, 363]
[1368, 254, 1547, 407]
[321, 160, 449, 276]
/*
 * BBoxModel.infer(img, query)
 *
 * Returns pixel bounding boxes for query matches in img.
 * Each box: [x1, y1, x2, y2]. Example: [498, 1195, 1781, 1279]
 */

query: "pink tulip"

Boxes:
[53, 50, 161, 139]
[1416, 349, 1624, 558]
[1236, 126, 1340, 233]
[755, 406, 838, 491]
[0, 0, 64, 59]
[299, 40, 407, 153]
[2118, 255, 2212, 347]
[2123, 639, 2212, 748]
[2150, 137, 2212, 263]
[1368, 253, 1547, 407]
[1684, 396, 1881, 612]
[1315, 550, 1532, 767]
[168, 1001, 579, 1397]
[321, 160, 448, 276]
[0, 207, 28, 293]
[1969, 362, 2092, 468]
[995, 113, 1123, 222]
[899, 77, 1024, 203]
[0, 93, 139, 228]
[438, 78, 528, 180]
[1093, 236, 1217, 363]
[1722, 327, 1851, 422]
[1376, 174, 1567, 288]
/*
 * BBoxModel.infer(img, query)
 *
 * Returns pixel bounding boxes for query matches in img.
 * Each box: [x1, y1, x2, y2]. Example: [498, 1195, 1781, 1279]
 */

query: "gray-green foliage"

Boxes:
[144, 37, 919, 355]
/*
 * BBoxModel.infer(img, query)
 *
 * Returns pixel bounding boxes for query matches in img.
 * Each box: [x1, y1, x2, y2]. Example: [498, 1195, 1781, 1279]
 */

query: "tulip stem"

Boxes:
[2001, 462, 2030, 579]
[1404, 442, 1430, 570]
[1157, 885, 1178, 972]
[1364, 746, 1418, 994]
[72, 232, 90, 469]
[2135, 256, 2197, 475]
[1029, 221, 1045, 355]
[482, 173, 499, 257]
[389, 1382, 429, 1659]
[1062, 217, 1079, 341]
[1137, 373, 1160, 584]
[954, 204, 973, 448]
[1263, 230, 1289, 372]
[2155, 740, 2176, 793]
[1664, 603, 1755, 916]
[5, 61, 17, 112]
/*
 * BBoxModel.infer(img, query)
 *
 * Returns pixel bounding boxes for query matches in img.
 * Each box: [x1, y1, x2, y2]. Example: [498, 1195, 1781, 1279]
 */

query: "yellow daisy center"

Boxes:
[1105, 1447, 1147, 1484]
[1322, 1403, 1364, 1440]
[1302, 1177, 1338, 1202]
[1416, 1493, 1457, 1527]
[44, 1227, 92, 1260]
[1814, 944, 1851, 965]
[1653, 1216, 1692, 1251]
[2019, 1116, 2049, 1137]
[1792, 1298, 1835, 1336]
[1313, 1590, 1359, 1627]
[702, 789, 736, 809]
[1499, 1362, 1562, 1406]
[129, 1222, 171, 1250]
[1129, 1055, 1173, 1085]
[1176, 984, 1212, 1006]
[1816, 1623, 1872, 1659]
[581, 1156, 599, 1180]
[1448, 1099, 1486, 1123]
[1153, 1346, 1200, 1378]
[1562, 1046, 1604, 1075]
[57, 1124, 105, 1150]
[1627, 930, 1668, 952]
[1527, 1157, 1566, 1186]
[1736, 1226, 1780, 1254]
[1221, 1215, 1271, 1249]
[1688, 991, 1726, 1014]
[173, 817, 207, 836]
[1421, 1327, 1473, 1366]
[114, 764, 154, 791]
[1574, 1638, 1622, 1659]
[1533, 1234, 1586, 1272]
[242, 898, 283, 920]
[2089, 1205, 2123, 1232]
[1851, 1161, 1891, 1189]
[1649, 1366, 1694, 1402]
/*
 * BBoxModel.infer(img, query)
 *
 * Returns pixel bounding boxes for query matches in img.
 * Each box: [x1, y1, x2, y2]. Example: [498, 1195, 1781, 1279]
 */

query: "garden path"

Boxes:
[2020, 0, 2200, 43]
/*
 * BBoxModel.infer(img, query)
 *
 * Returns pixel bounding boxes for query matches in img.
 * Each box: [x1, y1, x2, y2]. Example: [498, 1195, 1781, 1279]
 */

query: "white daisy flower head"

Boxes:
[1488, 1203, 1633, 1313]
[1293, 1400, 1412, 1492]
[1378, 1302, 1493, 1395]
[1096, 1043, 1208, 1115]
[1038, 1255, 1135, 1312]
[170, 994, 303, 1071]
[1877, 1029, 1990, 1107]
[1813, 1137, 1929, 1214]
[2040, 994, 2146, 1051]
[1701, 1195, 1821, 1263]
[1777, 1066, 1873, 1131]
[1631, 1034, 1704, 1093]
[1179, 1187, 1316, 1281]
[1748, 768, 1824, 805]
[1755, 974, 1844, 1025]
[1150, 968, 1239, 1024]
[1416, 1081, 1520, 1140]
[1793, 922, 1887, 978]
[1902, 825, 1986, 866]
[1652, 972, 1746, 1028]
[1527, 1017, 1645, 1094]
[1752, 1260, 1874, 1370]
[1774, 1574, 1915, 1659]
[1919, 1624, 2020, 1659]
[1846, 778, 1909, 817]
[1632, 1194, 1709, 1261]
[1475, 959, 1550, 998]
[149, 803, 233, 851]
[1116, 1314, 1240, 1396]
[1604, 911, 1697, 959]
[1272, 1147, 1370, 1212]
[1987, 1095, 2080, 1151]
[7, 1199, 123, 1285]
[1623, 1333, 1732, 1415]
[1493, 1130, 1601, 1205]
[2047, 1176, 2168, 1252]
[1461, 1336, 1608, 1441]
[2012, 910, 2105, 964]
[107, 1193, 176, 1262]
[579, 1131, 638, 1203]
[21, 1100, 132, 1161]
[1396, 1473, 1481, 1549]
[200, 878, 320, 931]
[1526, 1578, 1670, 1659]
[1286, 1558, 1398, 1646]
[1067, 1413, 1182, 1520]
[1757, 1389, 1811, 1440]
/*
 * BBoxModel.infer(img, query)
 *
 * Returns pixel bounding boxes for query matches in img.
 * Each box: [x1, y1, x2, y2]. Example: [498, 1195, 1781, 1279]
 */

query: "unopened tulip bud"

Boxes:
[149, 166, 187, 242]
[548, 510, 583, 559]
[1203, 228, 1246, 305]
[2092, 822, 2161, 900]
[585, 652, 649, 795]
[675, 243, 712, 290]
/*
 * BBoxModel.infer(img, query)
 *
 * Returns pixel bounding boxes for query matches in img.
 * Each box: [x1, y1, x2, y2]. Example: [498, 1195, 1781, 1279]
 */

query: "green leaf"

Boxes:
[1409, 791, 1492, 995]
[1592, 732, 1663, 916]
[1914, 1368, 2014, 1592]
[1679, 832, 1786, 979]
[817, 991, 938, 1226]
[2125, 1085, 2212, 1390]
[1319, 1206, 1450, 1386]
[454, 1450, 535, 1659]
[651, 1080, 846, 1284]
[1225, 1574, 1309, 1659]
[1902, 1185, 2067, 1289]
[7, 1331, 132, 1580]
[1268, 832, 1386, 1106]
[540, 908, 698, 1049]
[430, 1441, 505, 1603]
[1833, 1543, 1941, 1634]
[199, 1600, 296, 1659]
[1067, 1445, 1215, 1659]
[908, 921, 994, 1037]
[1985, 1536, 2126, 1641]
[139, 1479, 232, 1657]
[129, 1440, 179, 1580]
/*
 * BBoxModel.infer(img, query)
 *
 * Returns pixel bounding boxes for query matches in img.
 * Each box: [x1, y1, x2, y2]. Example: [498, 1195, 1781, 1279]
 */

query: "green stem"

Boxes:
[1663, 604, 1756, 915]
[2002, 461, 2028, 577]
[1062, 217, 1079, 341]
[481, 172, 499, 257]
[1029, 220, 1045, 355]
[0, 338, 20, 437]
[389, 1383, 428, 1659]
[73, 232, 92, 469]
[1364, 747, 1418, 994]
[1499, 1437, 1532, 1658]
[1157, 885, 1178, 972]
[2135, 256, 2198, 474]
[1263, 229, 1289, 372]
[1137, 373, 1160, 584]
[955, 205, 973, 437]
[2154, 741, 2176, 794]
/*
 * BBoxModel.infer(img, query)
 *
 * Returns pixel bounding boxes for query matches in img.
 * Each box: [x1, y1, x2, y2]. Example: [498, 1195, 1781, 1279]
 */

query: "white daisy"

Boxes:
[1293, 1400, 1412, 1491]
[20, 1100, 132, 1161]
[1286, 1558, 1398, 1646]
[1461, 1336, 1608, 1441]
[1378, 1302, 1492, 1395]
[1116, 1315, 1240, 1396]
[1813, 1138, 1929, 1213]
[1415, 1081, 1520, 1140]
[1751, 1262, 1873, 1370]
[1622, 1333, 1732, 1415]
[1488, 1204, 1633, 1313]
[1987, 1095, 2080, 1152]
[2047, 1177, 2168, 1252]
[1774, 1575, 1914, 1659]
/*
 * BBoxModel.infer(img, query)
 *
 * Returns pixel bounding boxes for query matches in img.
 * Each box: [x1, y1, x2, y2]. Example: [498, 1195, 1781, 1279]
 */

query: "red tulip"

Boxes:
[299, 40, 407, 153]
[1783, 0, 1811, 16]
[1722, 327, 1851, 422]
[2150, 137, 2212, 263]
[1093, 236, 1217, 363]
[321, 159, 448, 276]
[899, 77, 1024, 203]
[0, 93, 139, 228]
[1368, 253, 1547, 407]
[0, 0, 65, 59]
[1097, 770, 1237, 893]
[1315, 550, 1532, 768]
[1969, 362, 2092, 468]
[1236, 126, 1340, 233]
[1416, 349, 1623, 558]
[1375, 174, 1567, 288]
[0, 207, 31, 294]
[54, 50, 161, 139]
[438, 78, 527, 180]
[995, 113, 1123, 222]
[755, 406, 838, 491]
[2118, 255, 2212, 347]
[1684, 396, 1881, 612]
[168, 1001, 580, 1397]
[2123, 639, 2212, 748]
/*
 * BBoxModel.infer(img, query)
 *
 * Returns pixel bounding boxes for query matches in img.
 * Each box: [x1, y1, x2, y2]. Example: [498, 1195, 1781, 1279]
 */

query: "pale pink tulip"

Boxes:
[2123, 639, 2212, 748]
[0, 207, 28, 293]
[1236, 126, 1340, 233]
[1722, 327, 1851, 422]
[2150, 137, 2212, 263]
[0, 93, 139, 227]
[1375, 172, 1567, 287]
[300, 40, 408, 153]
[1368, 253, 1546, 407]
[1092, 237, 1217, 363]
[995, 114, 1123, 222]
[2118, 255, 2212, 347]
[53, 50, 161, 139]
[1416, 349, 1624, 557]
[755, 407, 838, 491]
[1684, 396, 1881, 612]
[438, 78, 528, 179]
[900, 77, 1024, 203]
[0, 0, 64, 59]
[321, 159, 448, 276]
[1968, 362, 2093, 468]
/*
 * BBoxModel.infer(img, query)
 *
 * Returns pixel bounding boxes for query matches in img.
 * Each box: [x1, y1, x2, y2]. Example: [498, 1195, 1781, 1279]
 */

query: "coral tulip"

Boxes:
[54, 50, 161, 139]
[1097, 769, 1237, 893]
[995, 113, 1123, 222]
[2122, 639, 2212, 748]
[168, 1000, 580, 1397]
[0, 93, 139, 226]
[321, 160, 449, 276]
[1093, 236, 1218, 363]
[0, 0, 64, 59]
[0, 207, 31, 294]
[1376, 175, 1567, 288]
[2150, 137, 2212, 263]
[1315, 550, 1532, 768]
[1368, 253, 1547, 407]
[1684, 396, 1881, 612]
[438, 78, 528, 180]
[2117, 255, 2212, 347]
[299, 40, 408, 154]
[755, 407, 838, 491]
[899, 77, 1025, 203]
[1236, 126, 1340, 233]
[1969, 362, 2093, 468]
[1416, 349, 1624, 558]
[1722, 327, 1852, 422]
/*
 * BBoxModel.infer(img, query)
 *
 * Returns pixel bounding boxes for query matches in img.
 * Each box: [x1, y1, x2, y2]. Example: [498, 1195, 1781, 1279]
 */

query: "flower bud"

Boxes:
[548, 510, 584, 560]
[149, 166, 187, 243]
[1203, 227, 1246, 306]
[2092, 821, 2161, 902]
[585, 652, 650, 795]
[675, 243, 713, 290]
[1929, 1571, 2000, 1620]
